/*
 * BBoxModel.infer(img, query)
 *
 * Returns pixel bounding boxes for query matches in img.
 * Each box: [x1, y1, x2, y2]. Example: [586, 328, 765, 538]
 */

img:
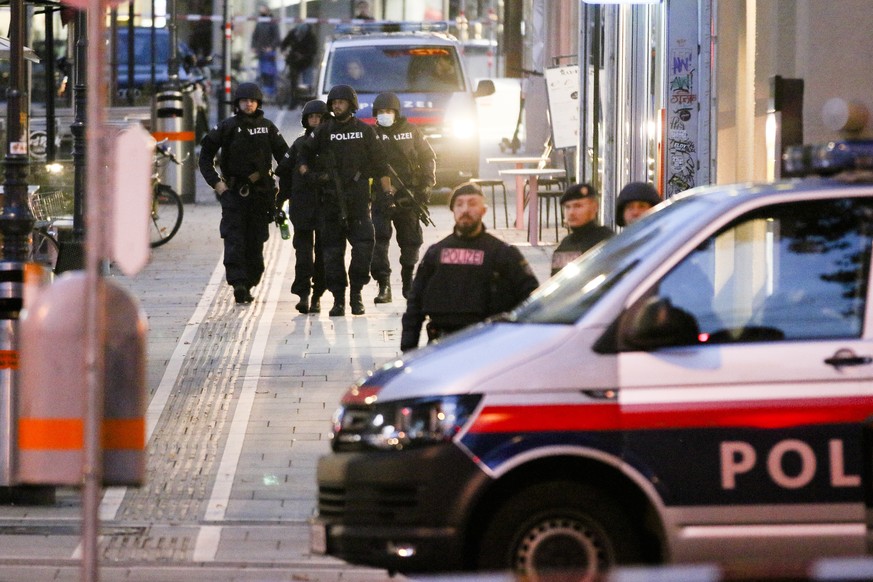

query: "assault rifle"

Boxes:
[319, 149, 349, 228]
[385, 164, 435, 228]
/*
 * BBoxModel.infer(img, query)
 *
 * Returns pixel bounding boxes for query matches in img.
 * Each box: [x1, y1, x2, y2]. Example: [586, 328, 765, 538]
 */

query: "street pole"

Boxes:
[56, 9, 87, 273]
[220, 0, 231, 121]
[167, 0, 179, 87]
[2, 0, 33, 265]
[83, 0, 110, 575]
[45, 6, 57, 162]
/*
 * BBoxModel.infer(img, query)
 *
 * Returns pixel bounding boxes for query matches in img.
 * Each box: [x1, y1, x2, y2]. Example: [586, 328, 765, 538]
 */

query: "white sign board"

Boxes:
[112, 124, 154, 275]
[545, 65, 580, 150]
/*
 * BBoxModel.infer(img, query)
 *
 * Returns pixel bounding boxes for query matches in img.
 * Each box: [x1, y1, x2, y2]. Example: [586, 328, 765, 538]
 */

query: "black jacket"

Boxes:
[374, 116, 435, 207]
[275, 131, 323, 230]
[198, 109, 288, 190]
[280, 24, 317, 70]
[550, 221, 614, 276]
[298, 115, 389, 217]
[401, 227, 539, 351]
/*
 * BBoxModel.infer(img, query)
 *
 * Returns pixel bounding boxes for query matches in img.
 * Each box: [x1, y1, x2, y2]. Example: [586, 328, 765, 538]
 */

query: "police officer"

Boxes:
[298, 84, 393, 317]
[550, 183, 614, 276]
[615, 181, 660, 227]
[199, 82, 288, 303]
[370, 92, 436, 303]
[275, 99, 327, 314]
[400, 183, 539, 352]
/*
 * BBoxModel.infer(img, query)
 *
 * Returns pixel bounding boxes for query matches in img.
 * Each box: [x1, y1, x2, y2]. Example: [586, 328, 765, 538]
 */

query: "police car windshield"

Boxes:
[326, 46, 464, 93]
[514, 194, 715, 324]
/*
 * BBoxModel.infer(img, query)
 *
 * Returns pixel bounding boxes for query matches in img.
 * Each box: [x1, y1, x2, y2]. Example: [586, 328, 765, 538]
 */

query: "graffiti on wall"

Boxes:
[667, 45, 697, 196]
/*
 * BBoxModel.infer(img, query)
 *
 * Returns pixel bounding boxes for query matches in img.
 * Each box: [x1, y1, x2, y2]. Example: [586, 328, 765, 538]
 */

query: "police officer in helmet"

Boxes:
[298, 84, 393, 316]
[370, 91, 436, 303]
[275, 99, 328, 314]
[199, 82, 288, 303]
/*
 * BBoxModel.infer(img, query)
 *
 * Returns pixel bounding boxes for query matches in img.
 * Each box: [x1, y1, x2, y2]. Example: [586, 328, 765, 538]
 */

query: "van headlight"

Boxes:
[331, 394, 482, 452]
[447, 115, 477, 139]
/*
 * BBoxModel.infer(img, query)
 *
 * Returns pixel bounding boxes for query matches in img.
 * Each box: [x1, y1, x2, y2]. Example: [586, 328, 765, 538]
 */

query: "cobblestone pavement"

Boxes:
[0, 105, 555, 581]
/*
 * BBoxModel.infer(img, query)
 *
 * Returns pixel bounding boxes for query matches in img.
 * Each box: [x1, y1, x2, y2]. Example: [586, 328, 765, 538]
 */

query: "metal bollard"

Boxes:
[0, 262, 24, 486]
[151, 89, 195, 203]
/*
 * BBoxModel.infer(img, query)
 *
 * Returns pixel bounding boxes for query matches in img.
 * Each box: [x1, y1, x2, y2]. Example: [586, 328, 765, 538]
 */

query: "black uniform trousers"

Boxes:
[371, 205, 423, 284]
[321, 214, 374, 294]
[291, 228, 326, 298]
[219, 187, 271, 288]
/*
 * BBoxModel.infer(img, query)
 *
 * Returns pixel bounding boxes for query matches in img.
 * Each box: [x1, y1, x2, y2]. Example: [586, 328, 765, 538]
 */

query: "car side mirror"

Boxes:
[474, 79, 496, 98]
[620, 296, 700, 351]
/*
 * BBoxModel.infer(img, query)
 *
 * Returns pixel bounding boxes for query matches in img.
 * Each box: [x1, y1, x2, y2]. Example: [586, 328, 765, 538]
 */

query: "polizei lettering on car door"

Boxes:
[721, 438, 860, 490]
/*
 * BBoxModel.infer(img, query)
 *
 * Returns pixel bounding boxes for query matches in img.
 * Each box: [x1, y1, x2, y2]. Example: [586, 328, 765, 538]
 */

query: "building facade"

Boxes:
[523, 0, 873, 226]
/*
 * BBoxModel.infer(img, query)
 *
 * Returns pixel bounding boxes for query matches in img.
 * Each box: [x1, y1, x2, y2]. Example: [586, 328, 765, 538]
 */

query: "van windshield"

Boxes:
[513, 194, 717, 324]
[326, 46, 464, 93]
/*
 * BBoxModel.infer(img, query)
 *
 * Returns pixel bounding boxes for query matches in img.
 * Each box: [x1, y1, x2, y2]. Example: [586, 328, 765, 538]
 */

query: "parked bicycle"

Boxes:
[150, 140, 185, 248]
[29, 188, 70, 271]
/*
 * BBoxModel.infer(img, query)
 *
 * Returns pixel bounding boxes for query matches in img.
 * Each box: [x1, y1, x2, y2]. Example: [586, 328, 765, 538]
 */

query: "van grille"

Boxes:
[318, 484, 419, 524]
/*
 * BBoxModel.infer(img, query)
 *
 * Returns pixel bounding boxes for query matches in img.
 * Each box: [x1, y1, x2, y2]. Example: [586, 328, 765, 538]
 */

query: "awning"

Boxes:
[0, 37, 40, 63]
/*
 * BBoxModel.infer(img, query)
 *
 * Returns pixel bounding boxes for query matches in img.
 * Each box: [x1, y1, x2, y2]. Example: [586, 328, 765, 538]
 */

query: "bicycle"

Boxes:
[150, 141, 185, 248]
[29, 189, 70, 271]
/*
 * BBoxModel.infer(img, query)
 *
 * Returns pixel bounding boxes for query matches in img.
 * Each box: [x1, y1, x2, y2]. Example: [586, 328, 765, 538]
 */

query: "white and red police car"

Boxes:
[311, 141, 873, 579]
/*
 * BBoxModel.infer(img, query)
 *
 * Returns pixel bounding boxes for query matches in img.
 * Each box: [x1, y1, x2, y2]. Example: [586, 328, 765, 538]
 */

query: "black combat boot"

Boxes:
[350, 288, 366, 315]
[374, 280, 392, 304]
[329, 292, 345, 317]
[401, 266, 414, 299]
[233, 284, 250, 304]
[309, 293, 322, 314]
[295, 294, 310, 314]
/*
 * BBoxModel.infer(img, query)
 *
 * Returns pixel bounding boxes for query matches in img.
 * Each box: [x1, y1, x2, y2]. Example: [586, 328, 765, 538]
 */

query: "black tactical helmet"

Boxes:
[301, 99, 327, 128]
[373, 92, 401, 114]
[233, 82, 264, 110]
[326, 84, 359, 112]
[615, 181, 660, 226]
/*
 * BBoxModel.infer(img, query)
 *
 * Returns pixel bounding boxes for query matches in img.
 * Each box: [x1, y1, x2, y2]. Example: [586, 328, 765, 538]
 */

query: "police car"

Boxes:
[316, 22, 495, 187]
[311, 141, 873, 578]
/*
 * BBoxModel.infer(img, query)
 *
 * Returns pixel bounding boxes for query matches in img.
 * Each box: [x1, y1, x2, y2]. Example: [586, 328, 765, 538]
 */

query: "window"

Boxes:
[656, 198, 873, 342]
[326, 46, 463, 93]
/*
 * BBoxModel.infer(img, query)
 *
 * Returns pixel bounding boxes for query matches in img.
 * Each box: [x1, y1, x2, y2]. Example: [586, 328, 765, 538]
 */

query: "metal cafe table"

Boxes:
[498, 167, 567, 246]
[485, 157, 550, 229]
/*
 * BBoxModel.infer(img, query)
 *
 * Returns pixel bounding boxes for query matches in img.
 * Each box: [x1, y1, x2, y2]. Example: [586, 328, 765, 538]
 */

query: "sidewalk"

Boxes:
[0, 106, 557, 581]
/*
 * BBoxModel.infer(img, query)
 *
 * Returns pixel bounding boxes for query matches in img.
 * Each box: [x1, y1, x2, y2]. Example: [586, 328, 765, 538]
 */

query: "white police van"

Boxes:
[311, 141, 873, 578]
[316, 22, 495, 187]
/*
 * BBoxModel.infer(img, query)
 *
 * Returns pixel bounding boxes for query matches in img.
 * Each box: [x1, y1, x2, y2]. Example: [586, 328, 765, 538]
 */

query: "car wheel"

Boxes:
[477, 481, 643, 578]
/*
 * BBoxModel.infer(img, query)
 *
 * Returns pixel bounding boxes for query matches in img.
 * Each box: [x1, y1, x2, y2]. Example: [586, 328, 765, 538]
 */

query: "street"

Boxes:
[0, 101, 554, 581]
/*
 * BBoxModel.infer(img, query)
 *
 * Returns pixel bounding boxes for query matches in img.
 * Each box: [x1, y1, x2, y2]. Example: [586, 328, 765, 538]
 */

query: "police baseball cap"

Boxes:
[449, 182, 485, 210]
[560, 183, 598, 205]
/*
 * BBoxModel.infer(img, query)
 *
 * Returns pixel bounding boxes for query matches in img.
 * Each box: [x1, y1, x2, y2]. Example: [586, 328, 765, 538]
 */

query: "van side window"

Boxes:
[655, 198, 872, 343]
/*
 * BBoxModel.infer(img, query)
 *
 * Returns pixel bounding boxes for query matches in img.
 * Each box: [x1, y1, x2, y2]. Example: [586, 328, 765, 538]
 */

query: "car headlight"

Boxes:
[331, 394, 482, 452]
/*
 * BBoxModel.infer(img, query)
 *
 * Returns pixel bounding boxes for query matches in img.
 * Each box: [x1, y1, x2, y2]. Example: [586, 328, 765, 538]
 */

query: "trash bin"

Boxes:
[151, 89, 195, 203]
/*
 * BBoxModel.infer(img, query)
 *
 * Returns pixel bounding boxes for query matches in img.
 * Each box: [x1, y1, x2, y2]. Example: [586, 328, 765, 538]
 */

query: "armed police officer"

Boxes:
[298, 84, 393, 316]
[275, 99, 327, 314]
[199, 82, 288, 304]
[400, 183, 539, 351]
[370, 92, 436, 303]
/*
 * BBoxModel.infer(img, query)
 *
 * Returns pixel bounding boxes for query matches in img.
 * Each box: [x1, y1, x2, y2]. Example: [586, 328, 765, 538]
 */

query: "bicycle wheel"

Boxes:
[31, 227, 60, 271]
[150, 184, 184, 248]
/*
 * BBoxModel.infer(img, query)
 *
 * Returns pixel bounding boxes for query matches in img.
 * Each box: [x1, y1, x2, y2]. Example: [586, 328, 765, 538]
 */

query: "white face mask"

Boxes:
[377, 112, 395, 127]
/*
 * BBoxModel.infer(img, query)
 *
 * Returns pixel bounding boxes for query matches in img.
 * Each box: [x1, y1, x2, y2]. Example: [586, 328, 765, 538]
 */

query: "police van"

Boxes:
[310, 141, 873, 578]
[316, 22, 495, 187]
